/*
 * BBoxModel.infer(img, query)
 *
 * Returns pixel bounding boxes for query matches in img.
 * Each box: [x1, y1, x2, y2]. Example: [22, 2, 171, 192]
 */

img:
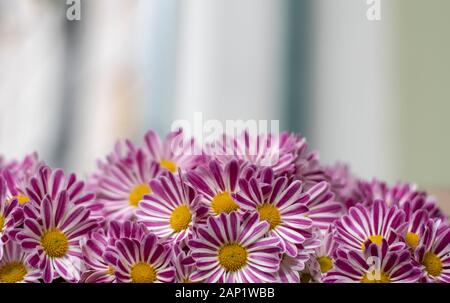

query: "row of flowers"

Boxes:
[0, 129, 448, 283]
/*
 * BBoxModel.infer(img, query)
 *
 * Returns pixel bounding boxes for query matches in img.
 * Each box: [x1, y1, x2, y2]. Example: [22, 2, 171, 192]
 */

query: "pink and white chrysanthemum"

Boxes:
[235, 168, 313, 256]
[25, 165, 97, 212]
[414, 219, 450, 283]
[187, 159, 246, 216]
[17, 194, 98, 282]
[1, 153, 42, 206]
[324, 163, 360, 209]
[189, 212, 281, 283]
[0, 239, 41, 283]
[136, 171, 207, 243]
[172, 243, 198, 283]
[294, 143, 326, 186]
[334, 200, 406, 252]
[143, 129, 203, 173]
[0, 177, 23, 258]
[324, 240, 422, 283]
[107, 233, 175, 283]
[92, 149, 161, 222]
[206, 130, 303, 176]
[397, 209, 429, 250]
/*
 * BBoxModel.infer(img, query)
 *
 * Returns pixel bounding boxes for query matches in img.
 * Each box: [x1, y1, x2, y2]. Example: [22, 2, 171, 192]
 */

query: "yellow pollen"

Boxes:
[16, 194, 30, 205]
[361, 271, 391, 283]
[41, 228, 69, 258]
[0, 261, 27, 283]
[0, 215, 4, 233]
[170, 205, 192, 232]
[129, 184, 151, 207]
[218, 243, 248, 272]
[182, 278, 192, 283]
[317, 256, 334, 273]
[405, 232, 420, 248]
[159, 159, 177, 173]
[130, 262, 157, 283]
[423, 252, 442, 277]
[211, 192, 239, 215]
[362, 235, 384, 251]
[107, 266, 115, 276]
[300, 272, 312, 283]
[257, 203, 281, 230]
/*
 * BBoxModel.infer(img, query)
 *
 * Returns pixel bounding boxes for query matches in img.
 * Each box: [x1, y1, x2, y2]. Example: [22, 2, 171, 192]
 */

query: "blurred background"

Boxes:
[0, 0, 449, 208]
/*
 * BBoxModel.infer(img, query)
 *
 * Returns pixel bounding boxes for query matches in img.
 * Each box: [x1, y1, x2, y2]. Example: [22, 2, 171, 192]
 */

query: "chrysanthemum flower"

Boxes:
[397, 209, 429, 250]
[25, 165, 97, 212]
[304, 226, 339, 282]
[1, 153, 42, 206]
[0, 239, 41, 283]
[187, 159, 245, 216]
[81, 221, 148, 283]
[143, 129, 203, 173]
[17, 194, 98, 282]
[414, 219, 450, 282]
[91, 149, 160, 222]
[107, 233, 175, 283]
[0, 177, 23, 258]
[136, 171, 207, 243]
[189, 212, 281, 283]
[235, 168, 313, 256]
[206, 130, 302, 176]
[324, 240, 421, 283]
[172, 243, 197, 283]
[334, 200, 406, 252]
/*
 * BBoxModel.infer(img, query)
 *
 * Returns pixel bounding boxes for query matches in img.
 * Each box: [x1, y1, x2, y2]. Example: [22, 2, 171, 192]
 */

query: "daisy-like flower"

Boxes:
[1, 153, 42, 206]
[414, 219, 450, 282]
[189, 212, 281, 283]
[107, 233, 175, 283]
[324, 239, 422, 283]
[0, 177, 23, 258]
[334, 200, 406, 252]
[143, 129, 203, 173]
[305, 227, 339, 282]
[136, 171, 207, 243]
[235, 168, 313, 256]
[397, 209, 429, 250]
[206, 130, 303, 176]
[187, 159, 245, 216]
[81, 221, 148, 283]
[304, 181, 342, 231]
[91, 149, 160, 222]
[25, 165, 97, 212]
[17, 194, 98, 282]
[172, 243, 197, 283]
[0, 239, 41, 283]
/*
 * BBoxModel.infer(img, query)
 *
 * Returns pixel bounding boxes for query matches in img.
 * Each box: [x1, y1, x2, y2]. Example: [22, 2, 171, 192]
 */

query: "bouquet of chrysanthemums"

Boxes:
[0, 129, 448, 283]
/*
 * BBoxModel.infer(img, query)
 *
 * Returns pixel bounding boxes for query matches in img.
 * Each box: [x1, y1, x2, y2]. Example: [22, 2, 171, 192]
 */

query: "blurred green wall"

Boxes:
[396, 0, 450, 187]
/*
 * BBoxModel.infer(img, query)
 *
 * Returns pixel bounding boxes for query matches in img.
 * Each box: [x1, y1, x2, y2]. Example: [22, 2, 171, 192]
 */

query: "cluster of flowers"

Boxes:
[0, 129, 448, 283]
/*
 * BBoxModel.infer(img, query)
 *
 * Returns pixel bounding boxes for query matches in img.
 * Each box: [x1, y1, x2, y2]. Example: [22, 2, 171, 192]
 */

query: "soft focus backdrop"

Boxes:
[0, 0, 448, 208]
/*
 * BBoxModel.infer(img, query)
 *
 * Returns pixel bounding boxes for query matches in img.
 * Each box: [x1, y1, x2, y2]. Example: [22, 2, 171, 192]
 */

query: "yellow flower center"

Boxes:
[170, 205, 192, 232]
[317, 256, 334, 273]
[362, 235, 383, 251]
[0, 261, 27, 283]
[405, 232, 420, 248]
[130, 262, 157, 283]
[129, 184, 151, 207]
[211, 192, 239, 215]
[361, 271, 391, 283]
[182, 278, 192, 283]
[107, 266, 115, 276]
[41, 228, 69, 258]
[0, 215, 4, 233]
[257, 203, 281, 230]
[159, 159, 177, 173]
[16, 194, 30, 205]
[218, 243, 248, 272]
[423, 251, 442, 277]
